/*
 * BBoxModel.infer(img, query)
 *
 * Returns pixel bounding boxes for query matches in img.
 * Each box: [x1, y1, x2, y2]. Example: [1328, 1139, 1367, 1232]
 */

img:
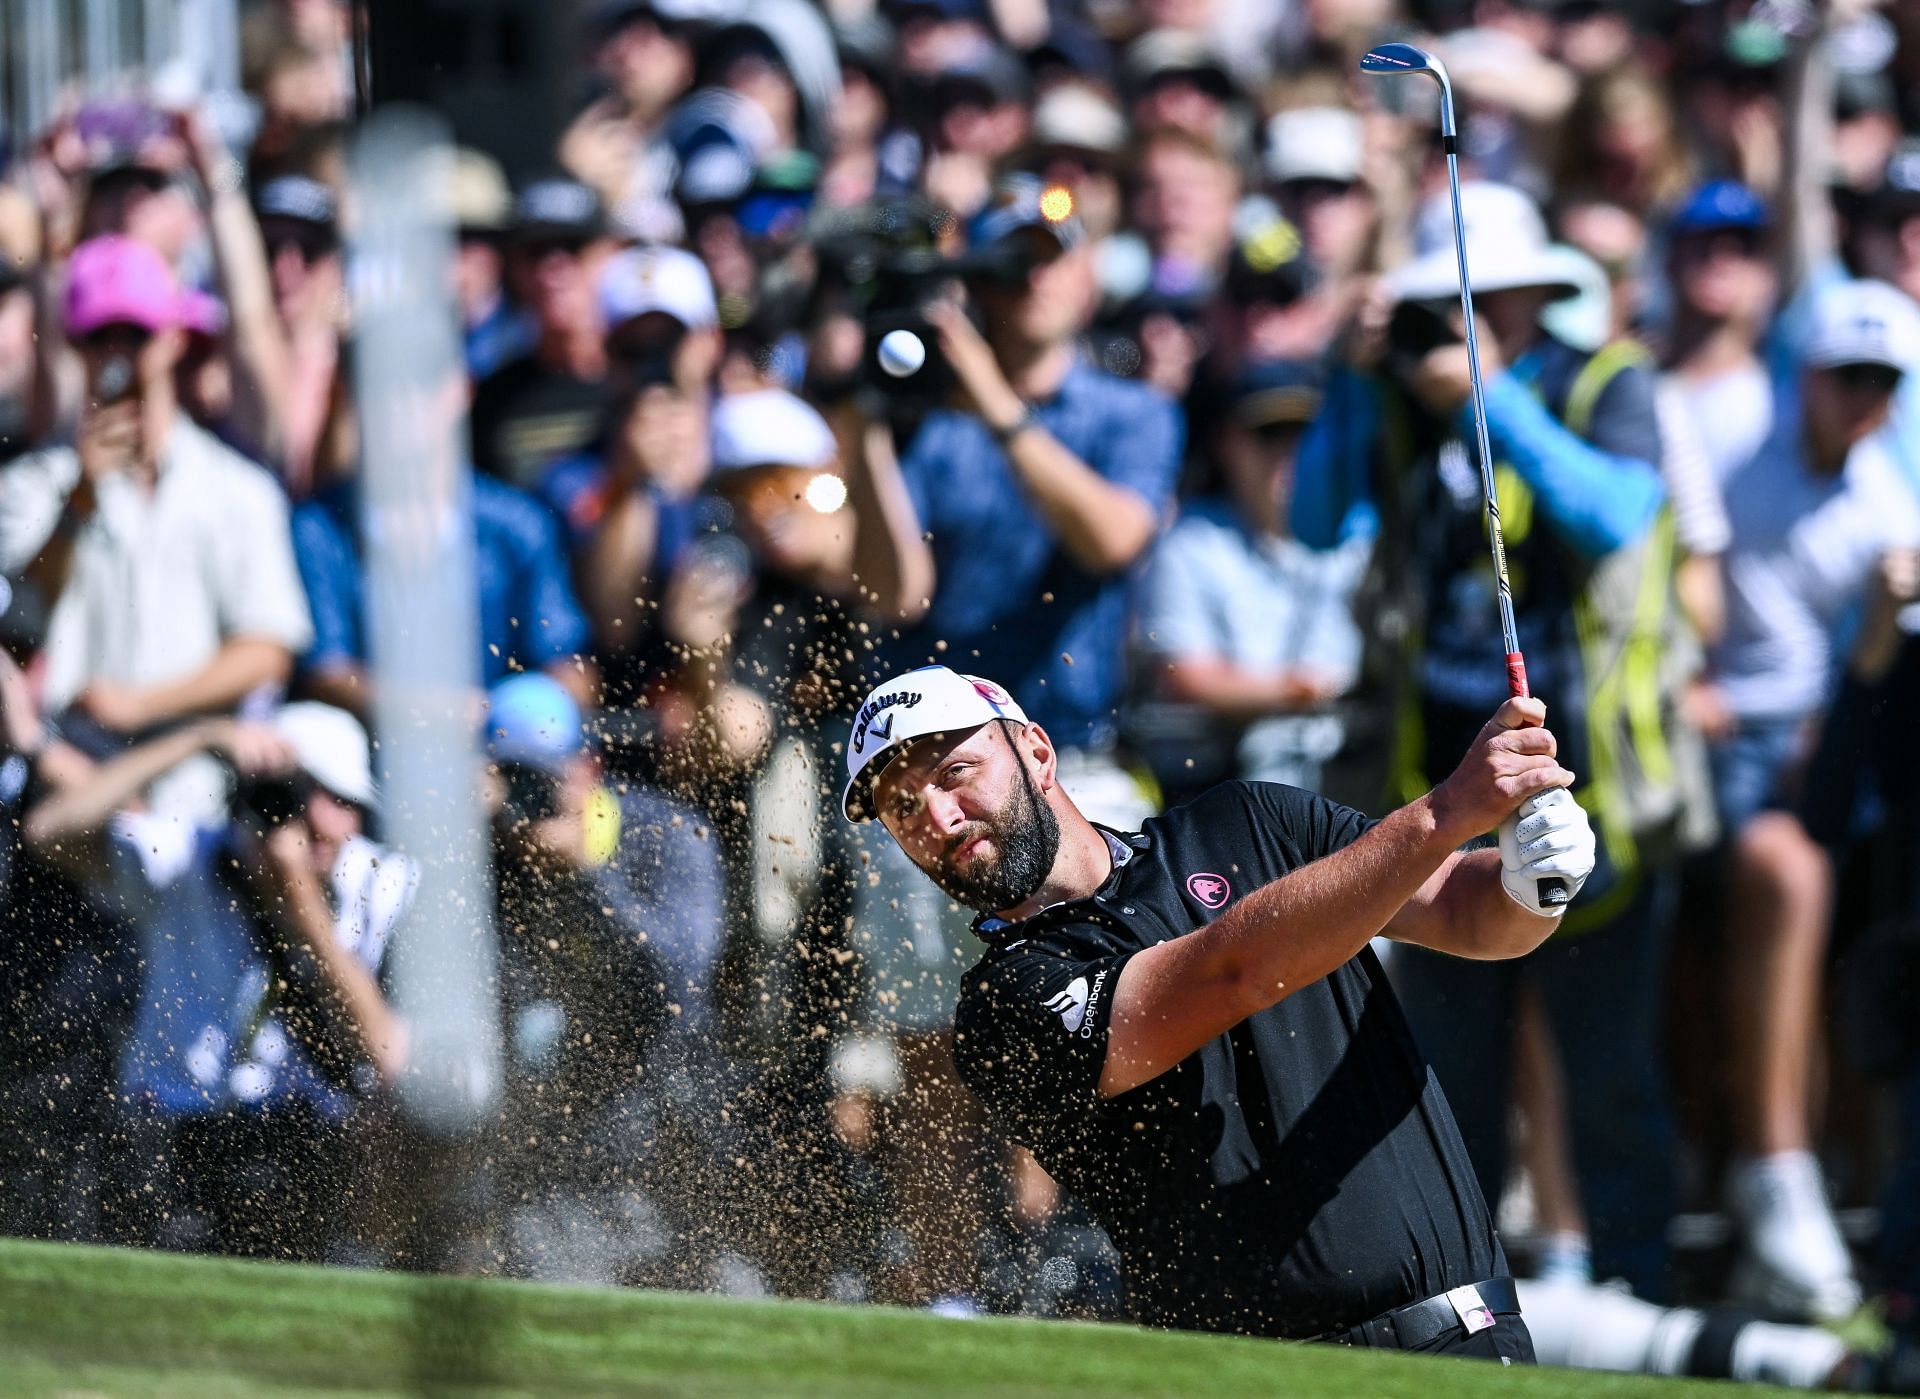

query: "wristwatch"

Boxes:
[990, 403, 1040, 446]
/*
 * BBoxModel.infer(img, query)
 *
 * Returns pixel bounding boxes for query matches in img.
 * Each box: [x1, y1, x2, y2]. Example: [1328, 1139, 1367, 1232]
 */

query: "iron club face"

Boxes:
[1358, 42, 1455, 138]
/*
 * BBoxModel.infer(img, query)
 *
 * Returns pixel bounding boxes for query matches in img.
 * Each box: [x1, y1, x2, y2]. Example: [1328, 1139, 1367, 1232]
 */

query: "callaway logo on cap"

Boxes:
[841, 665, 1029, 822]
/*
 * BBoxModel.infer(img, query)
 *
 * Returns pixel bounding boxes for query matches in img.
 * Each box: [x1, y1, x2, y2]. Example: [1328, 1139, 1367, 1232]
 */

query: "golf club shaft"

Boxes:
[1435, 79, 1571, 909]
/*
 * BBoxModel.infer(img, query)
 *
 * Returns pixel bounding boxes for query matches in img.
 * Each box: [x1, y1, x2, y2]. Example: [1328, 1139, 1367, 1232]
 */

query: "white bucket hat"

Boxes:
[1389, 180, 1587, 304]
[842, 665, 1029, 822]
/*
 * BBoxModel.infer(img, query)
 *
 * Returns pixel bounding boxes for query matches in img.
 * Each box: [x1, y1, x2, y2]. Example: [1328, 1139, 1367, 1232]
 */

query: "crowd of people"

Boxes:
[2, 0, 1920, 1384]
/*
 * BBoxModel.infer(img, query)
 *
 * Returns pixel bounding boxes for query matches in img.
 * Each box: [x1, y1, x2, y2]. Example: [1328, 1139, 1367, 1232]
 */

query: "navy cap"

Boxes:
[255, 175, 338, 229]
[1228, 359, 1324, 428]
[1671, 179, 1770, 236]
[970, 178, 1085, 254]
[509, 177, 609, 242]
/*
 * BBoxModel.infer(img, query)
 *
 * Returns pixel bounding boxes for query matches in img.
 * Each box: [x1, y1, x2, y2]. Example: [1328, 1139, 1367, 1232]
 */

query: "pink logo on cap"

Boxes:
[971, 679, 1011, 707]
[64, 235, 182, 339]
[1186, 873, 1231, 909]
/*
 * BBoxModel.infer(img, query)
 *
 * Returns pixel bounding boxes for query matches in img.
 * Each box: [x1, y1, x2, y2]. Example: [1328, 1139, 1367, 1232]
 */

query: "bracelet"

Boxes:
[990, 404, 1040, 446]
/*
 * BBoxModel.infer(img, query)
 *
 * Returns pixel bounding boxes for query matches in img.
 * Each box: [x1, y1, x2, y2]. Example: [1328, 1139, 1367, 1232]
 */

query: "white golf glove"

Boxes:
[1498, 787, 1595, 917]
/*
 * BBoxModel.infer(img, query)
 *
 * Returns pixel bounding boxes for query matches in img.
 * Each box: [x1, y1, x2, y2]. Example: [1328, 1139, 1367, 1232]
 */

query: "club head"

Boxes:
[1359, 42, 1453, 135]
[1359, 41, 1446, 83]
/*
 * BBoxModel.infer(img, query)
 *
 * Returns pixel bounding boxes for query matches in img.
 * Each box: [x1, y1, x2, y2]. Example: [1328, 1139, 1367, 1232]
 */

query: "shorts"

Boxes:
[1710, 716, 1803, 836]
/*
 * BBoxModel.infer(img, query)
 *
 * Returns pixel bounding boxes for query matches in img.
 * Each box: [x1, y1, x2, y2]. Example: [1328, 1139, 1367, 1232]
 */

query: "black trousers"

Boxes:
[1328, 1313, 1536, 1362]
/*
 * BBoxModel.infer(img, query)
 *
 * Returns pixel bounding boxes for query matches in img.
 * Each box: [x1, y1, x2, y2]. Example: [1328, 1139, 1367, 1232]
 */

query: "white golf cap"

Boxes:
[272, 702, 377, 810]
[710, 388, 837, 472]
[1265, 107, 1364, 186]
[1390, 180, 1585, 304]
[842, 665, 1029, 822]
[1803, 278, 1920, 372]
[599, 244, 719, 331]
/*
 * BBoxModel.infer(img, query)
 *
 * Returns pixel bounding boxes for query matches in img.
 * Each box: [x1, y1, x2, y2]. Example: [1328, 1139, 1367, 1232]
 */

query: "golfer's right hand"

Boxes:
[1432, 696, 1575, 841]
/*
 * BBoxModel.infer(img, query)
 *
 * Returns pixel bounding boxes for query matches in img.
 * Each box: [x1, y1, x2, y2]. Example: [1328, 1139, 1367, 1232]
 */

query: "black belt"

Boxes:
[1320, 1276, 1521, 1351]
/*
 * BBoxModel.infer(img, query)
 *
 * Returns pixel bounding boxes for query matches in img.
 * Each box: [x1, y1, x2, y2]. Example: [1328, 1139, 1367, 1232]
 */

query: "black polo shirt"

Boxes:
[952, 780, 1503, 1340]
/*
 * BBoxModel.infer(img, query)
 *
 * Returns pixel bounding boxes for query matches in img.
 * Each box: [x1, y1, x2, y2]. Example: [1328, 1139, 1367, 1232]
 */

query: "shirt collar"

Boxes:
[970, 822, 1144, 943]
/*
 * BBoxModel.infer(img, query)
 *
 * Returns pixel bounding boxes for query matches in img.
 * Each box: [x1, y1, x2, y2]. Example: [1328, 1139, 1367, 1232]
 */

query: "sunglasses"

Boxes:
[1280, 177, 1360, 203]
[515, 236, 592, 262]
[77, 322, 156, 354]
[1830, 362, 1902, 394]
[262, 224, 340, 265]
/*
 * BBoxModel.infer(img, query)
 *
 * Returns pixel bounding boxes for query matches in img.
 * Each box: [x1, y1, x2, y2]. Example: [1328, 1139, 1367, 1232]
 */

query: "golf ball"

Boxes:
[877, 329, 927, 378]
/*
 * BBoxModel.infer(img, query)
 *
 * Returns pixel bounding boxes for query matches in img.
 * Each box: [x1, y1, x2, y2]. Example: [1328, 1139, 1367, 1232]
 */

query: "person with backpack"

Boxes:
[1293, 181, 1683, 1299]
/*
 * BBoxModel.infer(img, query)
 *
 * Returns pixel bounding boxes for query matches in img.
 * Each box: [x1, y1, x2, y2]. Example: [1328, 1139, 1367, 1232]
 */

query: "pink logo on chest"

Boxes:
[1186, 872, 1231, 909]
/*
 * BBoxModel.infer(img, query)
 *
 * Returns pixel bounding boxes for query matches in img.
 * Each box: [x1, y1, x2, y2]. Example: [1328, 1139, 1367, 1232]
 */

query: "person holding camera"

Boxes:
[0, 235, 313, 822]
[844, 187, 1182, 828]
[22, 701, 411, 1260]
[1293, 180, 1679, 1298]
[481, 673, 714, 1280]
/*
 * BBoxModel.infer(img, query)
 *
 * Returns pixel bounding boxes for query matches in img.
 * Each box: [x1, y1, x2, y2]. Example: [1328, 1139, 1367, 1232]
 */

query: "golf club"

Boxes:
[1360, 41, 1570, 909]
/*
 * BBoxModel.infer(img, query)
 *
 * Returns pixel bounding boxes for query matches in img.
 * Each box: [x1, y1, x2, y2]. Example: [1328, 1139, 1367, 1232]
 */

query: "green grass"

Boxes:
[0, 1238, 1814, 1398]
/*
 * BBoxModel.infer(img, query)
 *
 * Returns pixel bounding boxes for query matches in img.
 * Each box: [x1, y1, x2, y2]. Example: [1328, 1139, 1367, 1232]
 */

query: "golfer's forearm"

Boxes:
[1422, 849, 1560, 959]
[1102, 794, 1460, 1097]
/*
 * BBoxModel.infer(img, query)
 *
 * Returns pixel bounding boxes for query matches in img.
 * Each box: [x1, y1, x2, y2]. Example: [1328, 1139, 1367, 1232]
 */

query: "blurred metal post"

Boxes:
[347, 110, 503, 1136]
[83, 0, 121, 91]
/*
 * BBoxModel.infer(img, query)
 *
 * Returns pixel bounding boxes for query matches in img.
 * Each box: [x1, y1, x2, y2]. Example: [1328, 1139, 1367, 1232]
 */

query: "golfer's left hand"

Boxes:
[1498, 788, 1595, 917]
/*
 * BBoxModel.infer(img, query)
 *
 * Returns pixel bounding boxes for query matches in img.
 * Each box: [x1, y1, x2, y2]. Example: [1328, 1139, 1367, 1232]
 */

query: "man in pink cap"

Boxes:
[0, 235, 312, 819]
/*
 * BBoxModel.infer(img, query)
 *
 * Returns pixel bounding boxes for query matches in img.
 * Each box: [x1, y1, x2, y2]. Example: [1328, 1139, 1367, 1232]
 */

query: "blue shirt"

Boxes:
[465, 298, 534, 382]
[884, 360, 1184, 750]
[294, 474, 592, 687]
[1132, 497, 1369, 787]
[1293, 338, 1665, 712]
[536, 450, 701, 574]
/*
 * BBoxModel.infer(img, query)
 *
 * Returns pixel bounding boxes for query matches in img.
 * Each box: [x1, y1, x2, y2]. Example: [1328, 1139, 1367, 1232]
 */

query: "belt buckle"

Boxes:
[1445, 1283, 1496, 1335]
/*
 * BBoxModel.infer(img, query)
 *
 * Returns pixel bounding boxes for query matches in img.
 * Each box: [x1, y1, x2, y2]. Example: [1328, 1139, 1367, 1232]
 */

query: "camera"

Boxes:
[496, 761, 561, 828]
[1383, 299, 1461, 386]
[810, 196, 1025, 414]
[235, 770, 314, 828]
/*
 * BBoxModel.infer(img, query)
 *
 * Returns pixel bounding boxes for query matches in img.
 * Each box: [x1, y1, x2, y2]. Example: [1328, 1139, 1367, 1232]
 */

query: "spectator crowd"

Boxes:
[3, 0, 1920, 1385]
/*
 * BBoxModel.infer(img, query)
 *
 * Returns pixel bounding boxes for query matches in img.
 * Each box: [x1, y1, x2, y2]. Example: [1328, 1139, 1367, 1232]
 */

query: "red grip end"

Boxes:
[1505, 652, 1530, 699]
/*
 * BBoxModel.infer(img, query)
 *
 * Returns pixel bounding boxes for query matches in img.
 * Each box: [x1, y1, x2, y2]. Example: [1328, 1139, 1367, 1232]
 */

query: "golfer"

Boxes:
[842, 665, 1597, 1358]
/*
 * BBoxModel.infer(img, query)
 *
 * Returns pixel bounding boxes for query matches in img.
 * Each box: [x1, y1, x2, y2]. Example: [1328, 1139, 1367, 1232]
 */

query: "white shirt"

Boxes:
[1712, 425, 1920, 720]
[0, 419, 313, 816]
[0, 417, 313, 707]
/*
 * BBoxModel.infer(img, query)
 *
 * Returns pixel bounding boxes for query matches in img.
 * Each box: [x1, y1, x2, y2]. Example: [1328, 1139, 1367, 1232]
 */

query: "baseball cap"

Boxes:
[710, 388, 837, 473]
[1266, 107, 1364, 187]
[1802, 279, 1920, 373]
[179, 288, 228, 340]
[1670, 180, 1770, 237]
[273, 703, 377, 810]
[485, 673, 584, 777]
[254, 175, 337, 229]
[582, 0, 713, 42]
[599, 245, 718, 331]
[1122, 29, 1235, 100]
[64, 235, 182, 338]
[509, 177, 609, 243]
[933, 45, 1029, 109]
[971, 178, 1085, 255]
[843, 666, 1029, 822]
[1027, 84, 1128, 160]
[451, 148, 512, 234]
[1229, 359, 1324, 429]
